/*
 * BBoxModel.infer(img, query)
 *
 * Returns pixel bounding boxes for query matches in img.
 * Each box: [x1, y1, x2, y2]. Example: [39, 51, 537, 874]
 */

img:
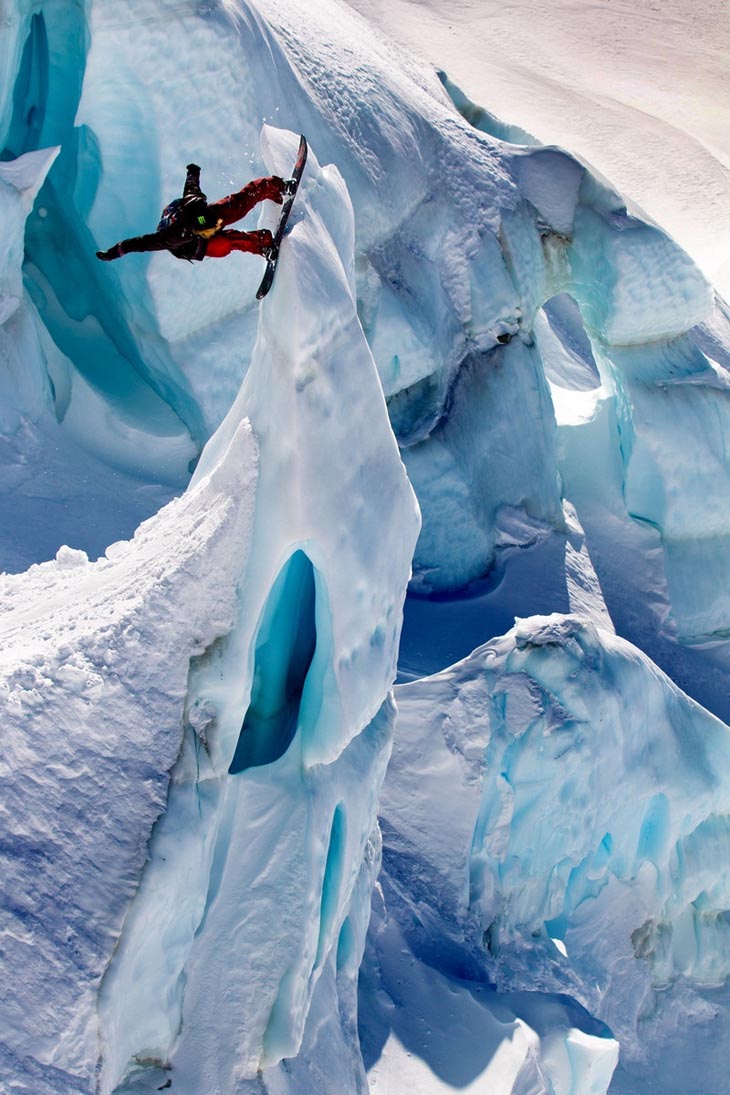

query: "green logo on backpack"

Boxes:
[198, 214, 206, 225]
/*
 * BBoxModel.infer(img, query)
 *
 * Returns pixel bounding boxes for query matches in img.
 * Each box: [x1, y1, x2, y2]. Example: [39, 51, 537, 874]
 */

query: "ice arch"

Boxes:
[538, 292, 600, 394]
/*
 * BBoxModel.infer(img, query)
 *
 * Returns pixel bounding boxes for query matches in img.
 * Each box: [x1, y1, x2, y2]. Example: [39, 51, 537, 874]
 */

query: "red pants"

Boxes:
[204, 176, 283, 258]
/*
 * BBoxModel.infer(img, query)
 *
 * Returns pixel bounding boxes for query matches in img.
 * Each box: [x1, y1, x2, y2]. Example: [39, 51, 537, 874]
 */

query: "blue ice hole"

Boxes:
[229, 550, 318, 773]
[316, 804, 347, 966]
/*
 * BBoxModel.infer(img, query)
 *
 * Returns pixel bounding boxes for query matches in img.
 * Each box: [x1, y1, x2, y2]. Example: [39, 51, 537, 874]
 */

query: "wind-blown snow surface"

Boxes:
[4, 0, 730, 1092]
[343, 0, 730, 304]
[0, 420, 258, 1093]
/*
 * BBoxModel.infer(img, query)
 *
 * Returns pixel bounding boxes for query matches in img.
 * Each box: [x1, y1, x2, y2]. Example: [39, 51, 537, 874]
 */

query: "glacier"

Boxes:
[2, 0, 730, 1093]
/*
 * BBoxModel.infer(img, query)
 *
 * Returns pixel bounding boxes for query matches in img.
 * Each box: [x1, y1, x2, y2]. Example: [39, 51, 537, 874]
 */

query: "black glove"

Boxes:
[96, 246, 121, 261]
[186, 163, 201, 173]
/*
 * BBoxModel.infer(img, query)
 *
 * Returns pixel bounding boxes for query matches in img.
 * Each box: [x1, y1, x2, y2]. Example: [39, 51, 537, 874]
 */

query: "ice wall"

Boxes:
[0, 4, 207, 564]
[0, 417, 258, 1094]
[0, 0, 205, 453]
[535, 158, 730, 649]
[247, 0, 722, 610]
[596, 326, 730, 643]
[0, 2, 201, 571]
[387, 614, 730, 1089]
[0, 139, 197, 479]
[0, 147, 58, 415]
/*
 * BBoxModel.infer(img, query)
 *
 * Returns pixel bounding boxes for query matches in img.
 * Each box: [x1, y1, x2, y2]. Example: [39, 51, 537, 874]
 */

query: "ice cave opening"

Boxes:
[229, 548, 318, 773]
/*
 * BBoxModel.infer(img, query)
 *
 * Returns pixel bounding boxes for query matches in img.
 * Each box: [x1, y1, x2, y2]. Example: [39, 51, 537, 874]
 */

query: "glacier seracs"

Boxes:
[97, 130, 419, 1095]
[379, 613, 730, 1093]
[2, 0, 730, 1092]
[432, 619, 730, 999]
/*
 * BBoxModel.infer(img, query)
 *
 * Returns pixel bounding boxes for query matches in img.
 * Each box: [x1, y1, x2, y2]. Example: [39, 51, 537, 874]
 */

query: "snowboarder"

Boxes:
[95, 163, 292, 263]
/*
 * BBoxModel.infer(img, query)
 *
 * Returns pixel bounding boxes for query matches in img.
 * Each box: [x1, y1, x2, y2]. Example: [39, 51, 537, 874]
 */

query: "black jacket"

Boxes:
[108, 165, 216, 262]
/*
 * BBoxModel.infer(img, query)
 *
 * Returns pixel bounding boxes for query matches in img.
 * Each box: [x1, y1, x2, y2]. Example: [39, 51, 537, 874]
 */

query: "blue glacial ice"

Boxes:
[3, 0, 730, 1092]
[384, 614, 730, 1094]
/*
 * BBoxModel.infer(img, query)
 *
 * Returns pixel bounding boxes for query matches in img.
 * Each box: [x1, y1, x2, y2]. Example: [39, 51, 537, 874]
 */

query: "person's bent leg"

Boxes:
[205, 229, 273, 258]
[210, 177, 285, 227]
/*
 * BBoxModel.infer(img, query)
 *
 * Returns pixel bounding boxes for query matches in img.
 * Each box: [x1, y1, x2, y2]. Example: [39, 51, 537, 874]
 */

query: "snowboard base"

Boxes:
[256, 135, 308, 300]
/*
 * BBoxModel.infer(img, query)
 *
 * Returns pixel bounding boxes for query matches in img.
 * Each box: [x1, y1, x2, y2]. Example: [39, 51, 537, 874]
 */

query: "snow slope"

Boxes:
[343, 0, 730, 303]
[0, 419, 258, 1092]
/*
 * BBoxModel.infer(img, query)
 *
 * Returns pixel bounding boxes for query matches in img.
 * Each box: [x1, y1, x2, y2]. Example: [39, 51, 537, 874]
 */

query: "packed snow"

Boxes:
[343, 0, 730, 303]
[2, 0, 730, 1093]
[0, 418, 259, 1092]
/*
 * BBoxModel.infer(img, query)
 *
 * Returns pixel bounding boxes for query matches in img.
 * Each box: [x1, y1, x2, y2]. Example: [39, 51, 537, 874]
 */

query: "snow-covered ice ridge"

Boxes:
[3, 0, 730, 1092]
[1, 127, 419, 1095]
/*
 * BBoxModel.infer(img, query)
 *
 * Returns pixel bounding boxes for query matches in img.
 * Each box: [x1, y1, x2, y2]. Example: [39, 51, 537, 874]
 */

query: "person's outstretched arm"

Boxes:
[96, 228, 176, 261]
[96, 164, 205, 260]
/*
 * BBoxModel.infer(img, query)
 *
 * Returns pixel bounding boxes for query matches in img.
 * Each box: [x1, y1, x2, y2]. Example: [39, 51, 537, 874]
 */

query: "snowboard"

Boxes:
[256, 134, 308, 300]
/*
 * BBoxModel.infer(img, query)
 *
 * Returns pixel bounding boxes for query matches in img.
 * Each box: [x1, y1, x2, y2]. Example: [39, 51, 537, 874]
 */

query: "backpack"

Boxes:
[157, 196, 207, 232]
[157, 198, 186, 232]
